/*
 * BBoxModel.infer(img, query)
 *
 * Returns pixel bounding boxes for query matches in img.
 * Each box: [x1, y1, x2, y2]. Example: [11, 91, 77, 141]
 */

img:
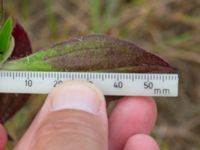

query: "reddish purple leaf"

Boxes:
[40, 35, 176, 73]
[3, 35, 175, 73]
[10, 22, 32, 59]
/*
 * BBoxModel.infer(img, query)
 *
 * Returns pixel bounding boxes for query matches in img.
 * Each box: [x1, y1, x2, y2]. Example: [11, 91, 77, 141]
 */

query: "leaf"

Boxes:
[0, 17, 13, 53]
[10, 22, 32, 59]
[0, 37, 14, 64]
[2, 35, 175, 73]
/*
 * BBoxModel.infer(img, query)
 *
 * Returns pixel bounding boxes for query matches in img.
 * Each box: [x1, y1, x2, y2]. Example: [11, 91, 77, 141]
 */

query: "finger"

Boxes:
[15, 81, 108, 150]
[109, 97, 157, 150]
[124, 134, 159, 150]
[0, 124, 7, 150]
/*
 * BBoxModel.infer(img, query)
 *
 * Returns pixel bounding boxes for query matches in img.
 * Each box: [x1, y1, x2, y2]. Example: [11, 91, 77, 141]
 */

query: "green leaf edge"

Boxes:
[0, 17, 13, 53]
[0, 37, 15, 65]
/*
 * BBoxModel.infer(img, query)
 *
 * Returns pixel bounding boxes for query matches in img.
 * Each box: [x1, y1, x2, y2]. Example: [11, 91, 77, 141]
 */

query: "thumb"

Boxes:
[15, 81, 108, 150]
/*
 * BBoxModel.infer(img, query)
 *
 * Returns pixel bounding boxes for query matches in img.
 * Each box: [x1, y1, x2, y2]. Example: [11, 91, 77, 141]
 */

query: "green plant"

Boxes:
[89, 0, 118, 33]
[44, 0, 58, 37]
[0, 17, 14, 64]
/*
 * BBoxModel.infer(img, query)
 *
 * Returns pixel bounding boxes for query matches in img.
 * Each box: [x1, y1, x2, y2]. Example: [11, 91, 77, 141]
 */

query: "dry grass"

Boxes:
[3, 0, 200, 149]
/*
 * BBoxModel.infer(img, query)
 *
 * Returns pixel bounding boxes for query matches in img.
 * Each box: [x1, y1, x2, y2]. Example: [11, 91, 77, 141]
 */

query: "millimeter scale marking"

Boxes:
[0, 71, 179, 96]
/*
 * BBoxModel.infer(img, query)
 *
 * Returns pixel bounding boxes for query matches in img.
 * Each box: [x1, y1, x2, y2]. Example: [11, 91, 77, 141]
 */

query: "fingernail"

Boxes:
[50, 81, 104, 114]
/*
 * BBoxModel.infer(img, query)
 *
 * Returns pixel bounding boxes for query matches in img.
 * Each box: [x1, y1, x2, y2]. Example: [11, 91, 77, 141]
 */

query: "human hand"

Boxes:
[0, 81, 159, 150]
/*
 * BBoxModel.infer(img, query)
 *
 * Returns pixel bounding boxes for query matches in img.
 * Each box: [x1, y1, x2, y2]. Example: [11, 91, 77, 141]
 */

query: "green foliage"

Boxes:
[44, 0, 57, 37]
[0, 36, 14, 64]
[0, 17, 13, 53]
[90, 0, 101, 32]
[0, 17, 14, 65]
[89, 0, 118, 33]
[102, 0, 118, 31]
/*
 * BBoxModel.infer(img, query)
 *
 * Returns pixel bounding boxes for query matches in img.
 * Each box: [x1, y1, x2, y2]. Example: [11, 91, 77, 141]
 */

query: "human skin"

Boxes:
[0, 81, 159, 150]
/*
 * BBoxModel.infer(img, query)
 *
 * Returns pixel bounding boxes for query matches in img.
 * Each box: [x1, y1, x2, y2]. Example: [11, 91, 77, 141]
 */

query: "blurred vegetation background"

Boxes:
[2, 0, 200, 149]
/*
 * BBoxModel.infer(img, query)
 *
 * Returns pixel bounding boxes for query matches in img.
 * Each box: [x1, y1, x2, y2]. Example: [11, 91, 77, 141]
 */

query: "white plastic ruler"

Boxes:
[0, 71, 178, 96]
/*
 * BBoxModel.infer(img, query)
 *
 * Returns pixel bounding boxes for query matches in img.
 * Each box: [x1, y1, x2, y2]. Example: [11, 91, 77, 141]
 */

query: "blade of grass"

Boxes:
[90, 0, 101, 32]
[102, 0, 118, 32]
[21, 0, 29, 19]
[44, 0, 57, 37]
